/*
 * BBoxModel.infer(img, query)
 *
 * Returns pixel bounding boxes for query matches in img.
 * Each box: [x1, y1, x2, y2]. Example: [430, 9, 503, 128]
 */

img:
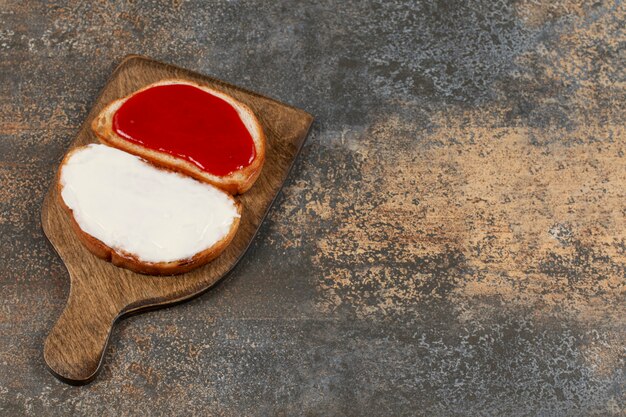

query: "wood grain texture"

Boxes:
[41, 55, 313, 385]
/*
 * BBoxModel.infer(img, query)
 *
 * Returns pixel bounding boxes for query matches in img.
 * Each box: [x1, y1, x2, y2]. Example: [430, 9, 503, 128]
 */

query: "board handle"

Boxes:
[44, 276, 123, 385]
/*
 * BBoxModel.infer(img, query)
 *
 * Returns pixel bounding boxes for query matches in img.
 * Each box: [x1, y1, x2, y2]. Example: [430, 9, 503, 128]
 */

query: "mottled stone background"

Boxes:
[0, 0, 624, 416]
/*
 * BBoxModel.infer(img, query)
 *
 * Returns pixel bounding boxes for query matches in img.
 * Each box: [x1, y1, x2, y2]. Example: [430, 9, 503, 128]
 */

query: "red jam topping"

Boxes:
[112, 84, 256, 177]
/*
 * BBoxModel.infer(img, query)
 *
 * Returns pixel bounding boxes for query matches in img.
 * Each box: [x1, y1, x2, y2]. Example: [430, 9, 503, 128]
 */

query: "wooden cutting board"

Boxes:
[41, 55, 313, 385]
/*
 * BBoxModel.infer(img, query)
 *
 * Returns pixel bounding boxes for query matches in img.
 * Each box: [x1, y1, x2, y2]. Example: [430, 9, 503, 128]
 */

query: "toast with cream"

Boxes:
[58, 144, 241, 275]
[92, 79, 266, 195]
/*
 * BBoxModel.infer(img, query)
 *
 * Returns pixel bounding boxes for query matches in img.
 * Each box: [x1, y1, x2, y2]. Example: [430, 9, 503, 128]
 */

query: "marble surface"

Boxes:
[0, 1, 624, 415]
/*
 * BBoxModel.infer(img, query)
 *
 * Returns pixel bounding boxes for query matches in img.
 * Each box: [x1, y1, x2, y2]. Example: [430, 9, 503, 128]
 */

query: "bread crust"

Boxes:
[57, 147, 242, 276]
[91, 79, 265, 195]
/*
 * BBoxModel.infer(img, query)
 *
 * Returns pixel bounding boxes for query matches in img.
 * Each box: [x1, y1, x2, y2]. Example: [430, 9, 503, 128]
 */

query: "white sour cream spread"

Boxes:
[59, 144, 239, 263]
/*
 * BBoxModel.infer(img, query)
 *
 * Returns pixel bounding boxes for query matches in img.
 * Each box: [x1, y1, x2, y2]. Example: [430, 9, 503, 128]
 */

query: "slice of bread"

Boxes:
[91, 79, 266, 195]
[58, 144, 242, 275]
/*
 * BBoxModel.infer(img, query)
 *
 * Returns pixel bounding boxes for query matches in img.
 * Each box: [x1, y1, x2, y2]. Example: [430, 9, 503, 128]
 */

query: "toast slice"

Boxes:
[91, 79, 266, 195]
[58, 144, 242, 275]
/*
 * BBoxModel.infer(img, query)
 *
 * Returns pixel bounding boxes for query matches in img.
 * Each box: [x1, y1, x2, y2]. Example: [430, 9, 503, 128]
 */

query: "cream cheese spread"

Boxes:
[59, 144, 239, 263]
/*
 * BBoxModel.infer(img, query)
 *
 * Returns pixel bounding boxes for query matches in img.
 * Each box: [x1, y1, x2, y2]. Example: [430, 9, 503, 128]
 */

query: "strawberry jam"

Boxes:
[112, 83, 256, 177]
